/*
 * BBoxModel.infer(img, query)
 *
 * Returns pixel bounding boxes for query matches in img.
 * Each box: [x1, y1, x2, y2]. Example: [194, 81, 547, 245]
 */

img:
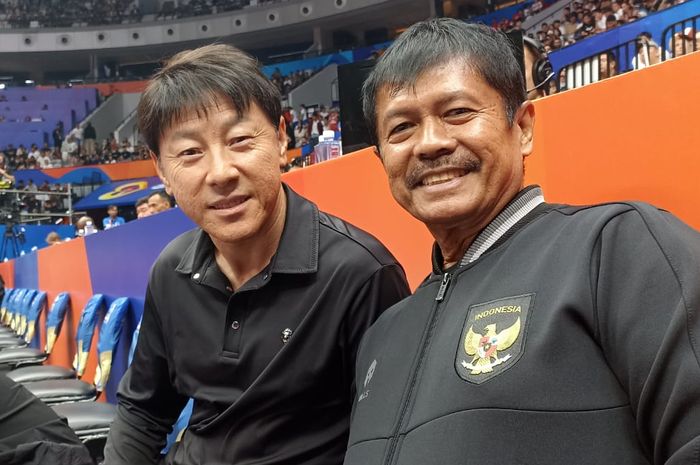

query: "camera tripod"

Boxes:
[0, 225, 22, 260]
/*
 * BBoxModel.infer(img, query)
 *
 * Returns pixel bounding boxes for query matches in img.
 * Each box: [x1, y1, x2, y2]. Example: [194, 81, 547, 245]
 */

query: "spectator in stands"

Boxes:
[135, 196, 150, 218]
[75, 215, 97, 236]
[104, 42, 409, 465]
[0, 165, 14, 184]
[633, 32, 661, 69]
[309, 111, 323, 145]
[605, 14, 618, 30]
[82, 121, 97, 156]
[669, 27, 698, 58]
[36, 148, 51, 169]
[52, 122, 63, 149]
[294, 121, 308, 148]
[45, 230, 61, 245]
[61, 134, 79, 164]
[28, 144, 40, 160]
[102, 204, 125, 230]
[146, 190, 172, 214]
[599, 51, 618, 79]
[67, 123, 83, 146]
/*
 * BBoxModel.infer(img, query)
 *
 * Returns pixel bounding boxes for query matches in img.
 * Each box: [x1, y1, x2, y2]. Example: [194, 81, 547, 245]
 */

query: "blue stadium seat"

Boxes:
[23, 297, 130, 405]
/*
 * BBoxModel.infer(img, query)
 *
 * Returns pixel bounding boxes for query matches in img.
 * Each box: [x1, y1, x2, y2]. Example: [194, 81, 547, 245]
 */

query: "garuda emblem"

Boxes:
[462, 318, 521, 374]
[455, 294, 533, 384]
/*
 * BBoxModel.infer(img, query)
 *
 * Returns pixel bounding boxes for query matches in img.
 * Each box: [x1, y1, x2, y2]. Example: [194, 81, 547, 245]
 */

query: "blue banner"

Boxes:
[73, 176, 163, 210]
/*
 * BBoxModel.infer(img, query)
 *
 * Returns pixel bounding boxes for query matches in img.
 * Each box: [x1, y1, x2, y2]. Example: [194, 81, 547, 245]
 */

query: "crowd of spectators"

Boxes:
[492, 0, 690, 53]
[0, 0, 292, 28]
[0, 0, 141, 29]
[269, 68, 315, 97]
[283, 104, 340, 150]
[0, 121, 148, 175]
[156, 0, 287, 20]
[11, 179, 71, 216]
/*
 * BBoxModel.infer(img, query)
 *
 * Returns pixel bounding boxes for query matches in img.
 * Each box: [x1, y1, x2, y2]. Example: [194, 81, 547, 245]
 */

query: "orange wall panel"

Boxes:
[526, 52, 700, 230]
[0, 261, 14, 288]
[44, 159, 157, 182]
[37, 238, 95, 376]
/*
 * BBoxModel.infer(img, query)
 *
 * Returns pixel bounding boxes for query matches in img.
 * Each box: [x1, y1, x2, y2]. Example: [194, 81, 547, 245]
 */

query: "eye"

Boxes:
[445, 108, 472, 118]
[177, 147, 202, 158]
[229, 136, 252, 147]
[388, 122, 412, 137]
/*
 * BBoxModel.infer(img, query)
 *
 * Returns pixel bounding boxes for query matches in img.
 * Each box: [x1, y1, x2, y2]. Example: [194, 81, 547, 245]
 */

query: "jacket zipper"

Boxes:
[384, 272, 452, 465]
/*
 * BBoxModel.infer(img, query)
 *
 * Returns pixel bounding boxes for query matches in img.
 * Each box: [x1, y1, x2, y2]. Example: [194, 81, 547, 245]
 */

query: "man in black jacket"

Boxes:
[343, 18, 700, 465]
[103, 44, 410, 465]
[0, 375, 93, 465]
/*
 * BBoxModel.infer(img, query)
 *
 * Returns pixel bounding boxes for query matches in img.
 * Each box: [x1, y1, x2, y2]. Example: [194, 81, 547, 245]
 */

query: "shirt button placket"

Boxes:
[223, 294, 245, 356]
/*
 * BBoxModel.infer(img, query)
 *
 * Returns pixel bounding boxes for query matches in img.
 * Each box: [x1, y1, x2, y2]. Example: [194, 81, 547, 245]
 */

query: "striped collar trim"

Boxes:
[459, 186, 545, 266]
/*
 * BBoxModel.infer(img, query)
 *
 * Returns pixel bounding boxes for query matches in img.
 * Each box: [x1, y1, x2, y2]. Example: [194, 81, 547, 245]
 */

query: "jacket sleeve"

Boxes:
[103, 286, 189, 465]
[0, 375, 94, 465]
[339, 263, 410, 403]
[593, 205, 700, 464]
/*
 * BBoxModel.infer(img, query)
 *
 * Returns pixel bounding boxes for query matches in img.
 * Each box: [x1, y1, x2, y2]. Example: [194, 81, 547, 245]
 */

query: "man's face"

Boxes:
[108, 206, 118, 218]
[136, 203, 150, 218]
[155, 100, 287, 245]
[147, 194, 170, 214]
[374, 60, 534, 235]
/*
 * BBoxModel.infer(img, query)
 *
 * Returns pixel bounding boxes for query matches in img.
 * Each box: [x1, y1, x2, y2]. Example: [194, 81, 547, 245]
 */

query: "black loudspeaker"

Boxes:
[338, 59, 376, 152]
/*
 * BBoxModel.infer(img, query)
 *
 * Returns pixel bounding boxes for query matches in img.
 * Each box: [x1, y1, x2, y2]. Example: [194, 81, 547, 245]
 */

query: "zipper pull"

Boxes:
[435, 273, 451, 302]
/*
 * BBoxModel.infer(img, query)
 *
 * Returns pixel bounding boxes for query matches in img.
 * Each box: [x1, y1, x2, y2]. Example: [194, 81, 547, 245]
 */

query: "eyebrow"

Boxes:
[168, 113, 249, 142]
[382, 90, 477, 122]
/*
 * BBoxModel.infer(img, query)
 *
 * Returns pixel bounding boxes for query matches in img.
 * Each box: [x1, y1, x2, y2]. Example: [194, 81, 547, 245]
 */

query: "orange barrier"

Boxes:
[37, 238, 96, 376]
[286, 51, 700, 289]
[0, 261, 14, 288]
[286, 147, 302, 163]
[44, 159, 157, 182]
[78, 81, 149, 97]
[37, 81, 148, 97]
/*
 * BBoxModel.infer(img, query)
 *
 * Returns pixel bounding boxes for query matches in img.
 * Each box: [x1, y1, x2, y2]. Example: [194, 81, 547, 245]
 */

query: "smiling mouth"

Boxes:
[420, 169, 468, 187]
[210, 196, 249, 210]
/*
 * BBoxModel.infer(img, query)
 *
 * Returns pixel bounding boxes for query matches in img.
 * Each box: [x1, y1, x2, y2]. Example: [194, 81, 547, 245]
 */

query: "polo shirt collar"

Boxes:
[175, 183, 319, 280]
[431, 185, 545, 273]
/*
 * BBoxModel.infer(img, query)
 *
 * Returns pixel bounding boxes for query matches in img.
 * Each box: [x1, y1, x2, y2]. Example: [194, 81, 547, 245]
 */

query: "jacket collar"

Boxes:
[175, 183, 319, 280]
[431, 185, 545, 274]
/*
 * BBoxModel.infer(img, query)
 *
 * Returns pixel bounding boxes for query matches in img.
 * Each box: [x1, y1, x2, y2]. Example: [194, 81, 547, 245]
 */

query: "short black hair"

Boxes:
[362, 18, 526, 146]
[135, 196, 149, 208]
[148, 190, 173, 207]
[138, 43, 282, 157]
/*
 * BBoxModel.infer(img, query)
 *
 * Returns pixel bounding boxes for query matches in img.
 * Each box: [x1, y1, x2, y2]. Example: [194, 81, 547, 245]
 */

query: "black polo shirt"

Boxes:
[104, 185, 410, 465]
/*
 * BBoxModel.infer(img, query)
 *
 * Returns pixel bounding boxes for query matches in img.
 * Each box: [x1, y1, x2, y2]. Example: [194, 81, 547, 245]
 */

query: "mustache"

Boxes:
[405, 155, 481, 189]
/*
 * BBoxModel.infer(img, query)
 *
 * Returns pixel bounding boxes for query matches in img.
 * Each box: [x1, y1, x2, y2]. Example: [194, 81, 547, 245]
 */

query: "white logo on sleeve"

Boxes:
[358, 359, 377, 402]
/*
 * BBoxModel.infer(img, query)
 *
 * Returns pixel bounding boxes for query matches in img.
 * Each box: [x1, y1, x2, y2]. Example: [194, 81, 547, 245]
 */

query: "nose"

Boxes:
[205, 144, 239, 187]
[413, 117, 457, 160]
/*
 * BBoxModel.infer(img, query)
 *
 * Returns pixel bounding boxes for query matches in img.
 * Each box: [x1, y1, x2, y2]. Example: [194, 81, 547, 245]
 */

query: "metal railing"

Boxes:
[0, 185, 75, 225]
[661, 14, 699, 59]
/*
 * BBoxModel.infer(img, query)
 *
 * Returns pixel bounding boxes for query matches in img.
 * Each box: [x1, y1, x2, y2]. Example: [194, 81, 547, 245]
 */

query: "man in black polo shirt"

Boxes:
[103, 44, 410, 465]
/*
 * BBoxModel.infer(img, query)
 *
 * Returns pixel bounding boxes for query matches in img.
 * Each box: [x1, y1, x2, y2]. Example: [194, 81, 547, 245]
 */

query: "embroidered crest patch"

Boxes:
[455, 294, 534, 384]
